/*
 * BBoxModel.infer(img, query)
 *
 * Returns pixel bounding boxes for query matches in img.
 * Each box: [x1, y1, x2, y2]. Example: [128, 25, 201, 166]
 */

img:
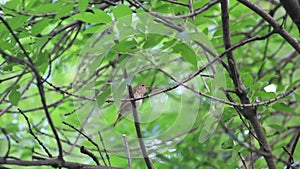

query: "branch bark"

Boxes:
[220, 0, 278, 168]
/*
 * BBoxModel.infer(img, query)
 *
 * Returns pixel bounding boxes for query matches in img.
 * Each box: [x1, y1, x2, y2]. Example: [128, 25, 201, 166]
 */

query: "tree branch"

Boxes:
[220, 0, 277, 168]
[127, 85, 154, 169]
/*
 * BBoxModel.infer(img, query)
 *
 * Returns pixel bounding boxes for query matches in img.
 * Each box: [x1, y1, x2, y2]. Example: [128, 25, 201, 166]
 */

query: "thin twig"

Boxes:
[62, 121, 107, 167]
[98, 131, 111, 167]
[0, 16, 64, 160]
[238, 152, 248, 169]
[18, 108, 53, 158]
[80, 146, 100, 165]
[122, 134, 132, 169]
[0, 128, 11, 158]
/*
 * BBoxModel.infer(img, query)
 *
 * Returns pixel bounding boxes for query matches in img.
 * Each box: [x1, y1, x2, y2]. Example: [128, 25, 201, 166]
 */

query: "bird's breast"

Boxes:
[135, 99, 142, 108]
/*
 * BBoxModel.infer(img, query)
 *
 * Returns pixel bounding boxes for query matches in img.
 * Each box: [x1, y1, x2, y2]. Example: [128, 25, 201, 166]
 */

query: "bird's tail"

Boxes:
[113, 114, 122, 127]
[102, 111, 123, 131]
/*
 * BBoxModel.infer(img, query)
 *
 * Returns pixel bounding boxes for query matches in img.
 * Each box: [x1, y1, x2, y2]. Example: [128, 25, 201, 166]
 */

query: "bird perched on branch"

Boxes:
[280, 0, 300, 34]
[113, 84, 148, 127]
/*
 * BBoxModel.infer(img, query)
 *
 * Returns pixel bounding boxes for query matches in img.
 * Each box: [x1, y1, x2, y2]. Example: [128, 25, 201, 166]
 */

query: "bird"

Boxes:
[280, 0, 300, 34]
[113, 84, 148, 127]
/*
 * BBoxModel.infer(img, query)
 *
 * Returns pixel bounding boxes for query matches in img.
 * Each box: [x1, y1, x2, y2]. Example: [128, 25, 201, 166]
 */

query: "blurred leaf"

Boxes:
[20, 148, 33, 159]
[33, 50, 49, 72]
[9, 88, 21, 106]
[96, 86, 112, 107]
[112, 39, 138, 53]
[55, 1, 74, 19]
[73, 12, 100, 24]
[221, 139, 234, 149]
[4, 0, 21, 9]
[83, 24, 104, 34]
[95, 80, 106, 86]
[91, 8, 112, 23]
[7, 15, 30, 30]
[256, 91, 276, 101]
[162, 39, 178, 50]
[268, 124, 286, 130]
[222, 106, 235, 122]
[243, 73, 254, 87]
[295, 94, 300, 103]
[32, 19, 49, 36]
[78, 0, 89, 13]
[5, 123, 19, 134]
[172, 43, 197, 67]
[113, 4, 132, 19]
[73, 9, 111, 24]
[257, 74, 279, 83]
[272, 102, 295, 113]
[0, 1, 299, 168]
[287, 79, 300, 91]
[30, 2, 60, 14]
[142, 33, 164, 49]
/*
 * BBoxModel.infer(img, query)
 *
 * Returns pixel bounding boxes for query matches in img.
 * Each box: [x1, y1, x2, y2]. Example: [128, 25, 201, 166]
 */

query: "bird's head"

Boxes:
[135, 84, 149, 95]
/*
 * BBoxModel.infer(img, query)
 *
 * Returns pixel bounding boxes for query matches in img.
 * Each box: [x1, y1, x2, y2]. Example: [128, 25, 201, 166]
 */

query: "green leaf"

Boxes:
[34, 50, 49, 67]
[295, 93, 300, 103]
[112, 82, 126, 108]
[268, 124, 286, 130]
[20, 148, 33, 159]
[73, 12, 100, 24]
[177, 31, 190, 42]
[95, 80, 106, 87]
[30, 2, 60, 14]
[222, 107, 234, 122]
[9, 88, 21, 106]
[143, 34, 164, 49]
[4, 0, 21, 9]
[96, 86, 112, 107]
[55, 2, 74, 19]
[256, 91, 276, 101]
[112, 39, 138, 53]
[2, 63, 16, 71]
[113, 4, 132, 19]
[73, 9, 111, 24]
[33, 50, 49, 73]
[243, 73, 254, 87]
[5, 122, 19, 134]
[272, 102, 295, 113]
[7, 15, 30, 30]
[173, 43, 197, 67]
[31, 19, 49, 35]
[162, 39, 178, 49]
[190, 32, 215, 50]
[91, 8, 112, 23]
[221, 139, 234, 149]
[257, 74, 279, 83]
[287, 79, 300, 91]
[83, 24, 105, 34]
[78, 0, 89, 13]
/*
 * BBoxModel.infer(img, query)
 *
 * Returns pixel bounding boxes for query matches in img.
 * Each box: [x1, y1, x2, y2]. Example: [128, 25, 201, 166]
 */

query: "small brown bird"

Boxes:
[113, 84, 148, 127]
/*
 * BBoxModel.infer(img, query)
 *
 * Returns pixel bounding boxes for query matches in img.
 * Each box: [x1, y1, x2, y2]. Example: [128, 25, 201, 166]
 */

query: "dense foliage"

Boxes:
[0, 0, 300, 169]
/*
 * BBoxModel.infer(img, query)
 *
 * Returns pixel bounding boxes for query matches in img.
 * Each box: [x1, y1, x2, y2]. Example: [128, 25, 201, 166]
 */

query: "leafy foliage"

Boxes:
[0, 0, 300, 169]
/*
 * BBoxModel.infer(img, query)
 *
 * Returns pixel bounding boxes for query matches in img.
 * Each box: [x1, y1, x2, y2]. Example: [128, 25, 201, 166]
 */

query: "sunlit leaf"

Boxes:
[173, 43, 197, 67]
[272, 102, 295, 113]
[96, 86, 112, 107]
[113, 4, 132, 19]
[9, 88, 21, 106]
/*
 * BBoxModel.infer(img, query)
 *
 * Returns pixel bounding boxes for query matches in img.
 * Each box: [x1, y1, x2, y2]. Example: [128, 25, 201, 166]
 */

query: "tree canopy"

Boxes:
[0, 0, 300, 169]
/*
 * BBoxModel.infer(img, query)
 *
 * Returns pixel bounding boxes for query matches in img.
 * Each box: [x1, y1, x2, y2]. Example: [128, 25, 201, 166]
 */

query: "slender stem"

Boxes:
[127, 85, 154, 169]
